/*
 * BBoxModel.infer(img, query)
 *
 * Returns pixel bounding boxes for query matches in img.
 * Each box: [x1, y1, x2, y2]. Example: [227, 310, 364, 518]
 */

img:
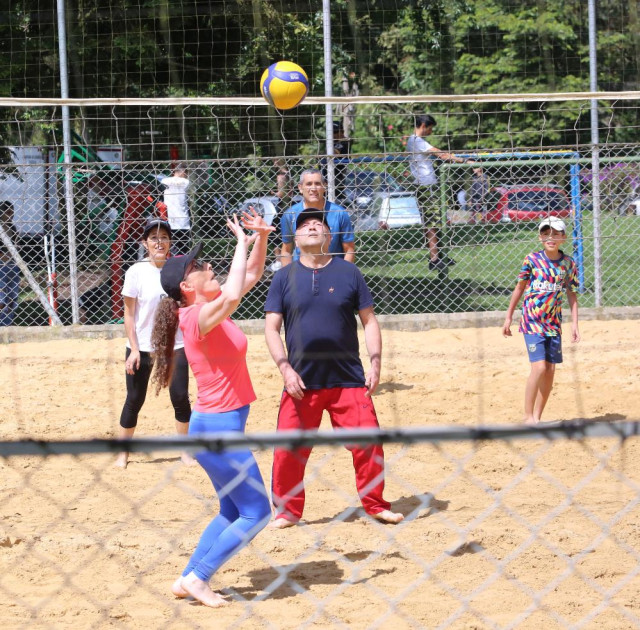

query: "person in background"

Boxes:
[407, 114, 476, 271]
[502, 216, 580, 425]
[161, 164, 191, 255]
[274, 167, 294, 219]
[0, 202, 20, 326]
[279, 168, 355, 267]
[115, 217, 192, 468]
[456, 188, 467, 212]
[469, 167, 490, 222]
[150, 209, 273, 607]
[320, 121, 352, 206]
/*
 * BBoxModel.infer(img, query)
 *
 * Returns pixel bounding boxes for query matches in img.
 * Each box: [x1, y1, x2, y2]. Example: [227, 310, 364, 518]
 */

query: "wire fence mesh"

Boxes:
[2, 425, 640, 629]
[1, 141, 640, 327]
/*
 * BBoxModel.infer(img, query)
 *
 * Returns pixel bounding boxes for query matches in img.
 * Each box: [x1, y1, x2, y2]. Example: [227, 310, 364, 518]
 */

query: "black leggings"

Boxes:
[119, 347, 191, 429]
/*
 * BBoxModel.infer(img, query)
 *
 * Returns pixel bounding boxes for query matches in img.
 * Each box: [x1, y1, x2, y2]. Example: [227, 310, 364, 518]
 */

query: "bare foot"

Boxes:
[372, 510, 404, 524]
[268, 518, 297, 530]
[181, 452, 198, 466]
[114, 452, 129, 469]
[524, 416, 539, 426]
[171, 577, 189, 598]
[181, 572, 228, 608]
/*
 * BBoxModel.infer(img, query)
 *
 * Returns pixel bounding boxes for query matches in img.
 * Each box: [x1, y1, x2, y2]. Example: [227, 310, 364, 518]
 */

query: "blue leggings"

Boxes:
[183, 405, 271, 583]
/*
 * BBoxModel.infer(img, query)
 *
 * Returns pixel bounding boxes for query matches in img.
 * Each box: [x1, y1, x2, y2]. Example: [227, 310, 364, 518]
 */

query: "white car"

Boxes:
[353, 192, 423, 232]
[237, 196, 279, 226]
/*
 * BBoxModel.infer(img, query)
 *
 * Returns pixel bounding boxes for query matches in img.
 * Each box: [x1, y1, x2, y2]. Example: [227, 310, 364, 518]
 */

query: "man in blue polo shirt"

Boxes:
[279, 168, 355, 266]
[264, 207, 404, 529]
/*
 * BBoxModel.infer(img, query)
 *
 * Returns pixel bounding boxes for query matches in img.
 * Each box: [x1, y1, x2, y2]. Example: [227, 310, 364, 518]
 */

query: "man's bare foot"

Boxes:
[171, 576, 189, 598]
[268, 518, 297, 530]
[114, 452, 129, 469]
[181, 452, 198, 466]
[372, 510, 404, 524]
[524, 416, 539, 426]
[181, 572, 228, 608]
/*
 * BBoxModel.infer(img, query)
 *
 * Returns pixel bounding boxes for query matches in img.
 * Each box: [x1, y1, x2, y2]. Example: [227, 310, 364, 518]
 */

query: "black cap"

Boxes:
[295, 208, 330, 231]
[142, 217, 172, 239]
[332, 121, 343, 134]
[160, 243, 203, 302]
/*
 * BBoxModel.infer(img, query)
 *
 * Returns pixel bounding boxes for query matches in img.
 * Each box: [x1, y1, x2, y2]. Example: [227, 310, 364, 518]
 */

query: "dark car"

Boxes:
[482, 185, 572, 223]
[194, 188, 230, 238]
[341, 170, 405, 215]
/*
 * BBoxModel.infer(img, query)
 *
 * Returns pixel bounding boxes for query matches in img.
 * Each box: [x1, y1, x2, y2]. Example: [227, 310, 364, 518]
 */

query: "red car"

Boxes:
[481, 185, 572, 223]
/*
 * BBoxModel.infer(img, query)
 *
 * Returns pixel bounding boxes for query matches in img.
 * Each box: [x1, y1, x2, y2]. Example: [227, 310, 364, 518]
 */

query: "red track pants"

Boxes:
[271, 387, 391, 523]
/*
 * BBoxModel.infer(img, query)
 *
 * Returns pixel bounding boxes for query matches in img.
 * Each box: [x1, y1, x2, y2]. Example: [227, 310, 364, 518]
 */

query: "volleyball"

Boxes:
[260, 61, 309, 110]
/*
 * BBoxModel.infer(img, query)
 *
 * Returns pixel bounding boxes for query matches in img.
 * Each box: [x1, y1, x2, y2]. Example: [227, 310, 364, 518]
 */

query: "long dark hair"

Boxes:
[151, 296, 181, 394]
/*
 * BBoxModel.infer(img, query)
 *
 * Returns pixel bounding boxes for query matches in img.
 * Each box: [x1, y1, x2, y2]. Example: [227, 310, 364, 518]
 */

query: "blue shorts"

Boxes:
[523, 333, 563, 364]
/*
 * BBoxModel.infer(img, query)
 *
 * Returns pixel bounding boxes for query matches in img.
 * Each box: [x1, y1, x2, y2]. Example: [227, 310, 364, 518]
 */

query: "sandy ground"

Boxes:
[1, 319, 640, 629]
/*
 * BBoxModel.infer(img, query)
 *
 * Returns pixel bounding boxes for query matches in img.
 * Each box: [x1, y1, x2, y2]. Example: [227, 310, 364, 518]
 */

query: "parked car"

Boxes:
[481, 185, 572, 223]
[627, 198, 640, 215]
[237, 196, 279, 227]
[194, 188, 229, 238]
[353, 192, 423, 232]
[236, 194, 302, 231]
[342, 169, 405, 214]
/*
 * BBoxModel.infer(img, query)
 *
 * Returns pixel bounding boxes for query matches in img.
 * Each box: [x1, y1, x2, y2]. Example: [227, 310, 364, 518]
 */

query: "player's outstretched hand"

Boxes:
[226, 213, 259, 246]
[241, 207, 276, 235]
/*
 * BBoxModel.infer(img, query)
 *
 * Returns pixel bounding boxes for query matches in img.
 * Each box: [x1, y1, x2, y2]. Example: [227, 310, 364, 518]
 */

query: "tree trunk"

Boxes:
[628, 0, 640, 89]
[536, 0, 556, 90]
[347, 0, 369, 95]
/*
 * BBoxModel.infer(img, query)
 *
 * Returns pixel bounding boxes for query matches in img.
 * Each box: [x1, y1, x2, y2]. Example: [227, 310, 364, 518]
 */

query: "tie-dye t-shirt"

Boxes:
[517, 250, 579, 337]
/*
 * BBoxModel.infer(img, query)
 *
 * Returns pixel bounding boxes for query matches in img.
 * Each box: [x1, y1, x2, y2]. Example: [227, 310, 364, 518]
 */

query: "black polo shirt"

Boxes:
[265, 258, 374, 389]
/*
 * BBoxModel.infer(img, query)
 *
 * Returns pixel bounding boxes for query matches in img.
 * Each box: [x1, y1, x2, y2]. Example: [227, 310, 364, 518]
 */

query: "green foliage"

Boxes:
[1, 1, 639, 156]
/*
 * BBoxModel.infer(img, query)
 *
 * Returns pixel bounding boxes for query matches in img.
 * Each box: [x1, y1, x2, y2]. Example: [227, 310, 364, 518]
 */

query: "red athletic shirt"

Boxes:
[179, 303, 256, 413]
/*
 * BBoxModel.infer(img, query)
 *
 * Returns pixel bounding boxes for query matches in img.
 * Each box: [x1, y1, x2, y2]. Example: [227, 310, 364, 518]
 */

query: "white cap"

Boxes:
[539, 216, 566, 232]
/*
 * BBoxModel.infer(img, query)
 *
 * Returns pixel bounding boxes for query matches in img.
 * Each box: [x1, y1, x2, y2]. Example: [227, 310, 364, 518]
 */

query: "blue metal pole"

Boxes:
[570, 160, 585, 292]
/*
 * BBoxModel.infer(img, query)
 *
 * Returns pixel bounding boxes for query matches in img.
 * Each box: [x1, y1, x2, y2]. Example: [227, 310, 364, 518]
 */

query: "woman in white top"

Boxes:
[115, 217, 192, 468]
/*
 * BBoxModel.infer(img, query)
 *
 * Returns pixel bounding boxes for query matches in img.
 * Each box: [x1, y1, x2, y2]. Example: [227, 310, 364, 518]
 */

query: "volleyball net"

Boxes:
[2, 420, 640, 629]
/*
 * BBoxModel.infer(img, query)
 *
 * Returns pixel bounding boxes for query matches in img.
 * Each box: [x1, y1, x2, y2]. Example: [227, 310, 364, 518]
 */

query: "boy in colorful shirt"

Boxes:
[502, 216, 580, 424]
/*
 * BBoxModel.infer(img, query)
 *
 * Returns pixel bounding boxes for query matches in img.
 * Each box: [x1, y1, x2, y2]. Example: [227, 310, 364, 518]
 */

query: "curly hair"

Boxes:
[151, 296, 181, 394]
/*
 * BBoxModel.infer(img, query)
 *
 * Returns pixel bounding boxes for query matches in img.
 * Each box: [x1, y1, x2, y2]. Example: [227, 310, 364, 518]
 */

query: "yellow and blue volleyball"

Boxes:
[260, 61, 309, 110]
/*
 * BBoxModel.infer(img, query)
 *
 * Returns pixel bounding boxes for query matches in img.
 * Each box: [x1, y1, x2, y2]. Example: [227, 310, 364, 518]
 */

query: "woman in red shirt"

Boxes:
[151, 210, 273, 607]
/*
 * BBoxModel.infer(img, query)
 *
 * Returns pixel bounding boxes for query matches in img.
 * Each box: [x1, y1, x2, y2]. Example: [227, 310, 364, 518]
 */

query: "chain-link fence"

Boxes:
[2, 145, 639, 327]
[3, 424, 640, 629]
